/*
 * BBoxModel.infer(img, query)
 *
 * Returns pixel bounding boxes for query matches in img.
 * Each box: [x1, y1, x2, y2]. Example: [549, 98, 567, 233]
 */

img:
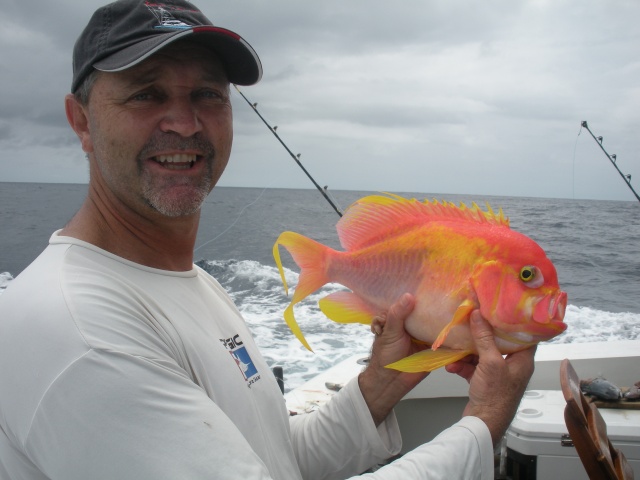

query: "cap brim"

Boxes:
[93, 26, 262, 86]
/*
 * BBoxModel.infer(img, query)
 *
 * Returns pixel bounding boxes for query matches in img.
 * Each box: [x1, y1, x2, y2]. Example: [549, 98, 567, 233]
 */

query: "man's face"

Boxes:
[80, 42, 233, 219]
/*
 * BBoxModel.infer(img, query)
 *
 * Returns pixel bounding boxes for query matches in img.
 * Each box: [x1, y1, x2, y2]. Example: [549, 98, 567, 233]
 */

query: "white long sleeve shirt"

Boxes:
[0, 233, 492, 479]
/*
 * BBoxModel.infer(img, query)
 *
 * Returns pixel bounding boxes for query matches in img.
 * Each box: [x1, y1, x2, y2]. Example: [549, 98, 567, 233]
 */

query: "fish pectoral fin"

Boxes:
[319, 291, 376, 325]
[385, 348, 472, 373]
[431, 299, 476, 350]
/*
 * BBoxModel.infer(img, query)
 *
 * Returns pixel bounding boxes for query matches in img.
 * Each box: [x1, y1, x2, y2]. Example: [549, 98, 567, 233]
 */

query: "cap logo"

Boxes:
[145, 1, 196, 30]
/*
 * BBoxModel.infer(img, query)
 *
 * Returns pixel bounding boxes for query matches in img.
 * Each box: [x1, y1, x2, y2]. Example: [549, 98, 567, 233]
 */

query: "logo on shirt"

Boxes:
[220, 335, 261, 388]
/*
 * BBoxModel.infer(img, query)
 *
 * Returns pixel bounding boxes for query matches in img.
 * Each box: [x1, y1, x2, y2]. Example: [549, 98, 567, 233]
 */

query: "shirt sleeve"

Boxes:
[24, 349, 275, 480]
[290, 377, 494, 480]
[357, 416, 494, 479]
[289, 377, 403, 480]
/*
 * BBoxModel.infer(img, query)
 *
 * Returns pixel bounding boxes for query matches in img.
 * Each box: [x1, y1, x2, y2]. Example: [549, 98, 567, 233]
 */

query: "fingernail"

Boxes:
[400, 294, 410, 308]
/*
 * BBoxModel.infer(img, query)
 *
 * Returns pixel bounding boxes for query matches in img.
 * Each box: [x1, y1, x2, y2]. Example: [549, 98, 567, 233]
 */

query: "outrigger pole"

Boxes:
[233, 85, 343, 217]
[580, 121, 640, 203]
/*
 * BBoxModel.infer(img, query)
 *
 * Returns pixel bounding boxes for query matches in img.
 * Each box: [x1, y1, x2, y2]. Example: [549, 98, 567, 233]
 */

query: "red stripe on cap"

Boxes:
[192, 26, 240, 40]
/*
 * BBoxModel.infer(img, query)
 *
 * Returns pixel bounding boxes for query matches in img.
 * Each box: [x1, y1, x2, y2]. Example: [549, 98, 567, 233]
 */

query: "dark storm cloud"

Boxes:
[1, 0, 639, 200]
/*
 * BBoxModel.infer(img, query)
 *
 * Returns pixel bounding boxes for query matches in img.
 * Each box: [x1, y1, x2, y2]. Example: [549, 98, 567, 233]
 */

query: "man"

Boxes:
[0, 1, 535, 478]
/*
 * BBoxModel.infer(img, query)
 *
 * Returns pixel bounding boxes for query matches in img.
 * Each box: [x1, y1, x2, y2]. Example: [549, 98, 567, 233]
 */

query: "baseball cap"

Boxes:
[72, 0, 262, 92]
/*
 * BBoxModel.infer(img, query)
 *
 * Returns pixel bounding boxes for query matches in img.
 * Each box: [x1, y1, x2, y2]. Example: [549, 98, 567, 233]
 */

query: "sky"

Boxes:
[2, 0, 640, 201]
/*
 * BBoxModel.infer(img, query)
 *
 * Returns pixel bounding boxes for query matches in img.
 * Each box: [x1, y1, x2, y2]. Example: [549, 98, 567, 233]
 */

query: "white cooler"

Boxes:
[505, 390, 640, 479]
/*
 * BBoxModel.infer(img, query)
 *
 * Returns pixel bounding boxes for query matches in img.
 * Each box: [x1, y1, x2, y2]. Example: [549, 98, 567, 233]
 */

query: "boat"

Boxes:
[235, 93, 639, 477]
[284, 339, 640, 479]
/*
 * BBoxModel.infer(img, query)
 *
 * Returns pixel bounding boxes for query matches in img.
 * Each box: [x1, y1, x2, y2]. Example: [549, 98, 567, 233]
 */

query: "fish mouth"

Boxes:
[532, 290, 568, 330]
[499, 291, 568, 346]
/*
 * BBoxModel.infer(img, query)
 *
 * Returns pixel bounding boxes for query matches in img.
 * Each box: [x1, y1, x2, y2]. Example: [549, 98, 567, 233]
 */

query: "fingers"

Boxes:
[370, 316, 384, 336]
[379, 293, 415, 340]
[472, 307, 537, 379]
[366, 292, 425, 379]
[446, 312, 499, 383]
[461, 311, 538, 445]
[359, 293, 424, 425]
[445, 354, 478, 382]
[468, 310, 499, 358]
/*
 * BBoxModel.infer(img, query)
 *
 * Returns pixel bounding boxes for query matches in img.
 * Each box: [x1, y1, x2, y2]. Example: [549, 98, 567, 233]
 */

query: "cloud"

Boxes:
[2, 0, 639, 201]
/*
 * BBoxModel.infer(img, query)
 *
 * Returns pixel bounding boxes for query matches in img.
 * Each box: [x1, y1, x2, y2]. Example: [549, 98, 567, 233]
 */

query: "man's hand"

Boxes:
[358, 293, 430, 426]
[446, 311, 536, 445]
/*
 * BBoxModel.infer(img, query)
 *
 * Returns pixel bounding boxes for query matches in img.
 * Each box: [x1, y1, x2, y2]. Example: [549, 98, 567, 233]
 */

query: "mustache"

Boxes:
[137, 133, 216, 161]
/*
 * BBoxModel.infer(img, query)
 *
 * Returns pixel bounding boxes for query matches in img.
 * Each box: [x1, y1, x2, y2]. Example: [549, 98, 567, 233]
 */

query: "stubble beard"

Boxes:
[140, 168, 212, 217]
[138, 134, 216, 217]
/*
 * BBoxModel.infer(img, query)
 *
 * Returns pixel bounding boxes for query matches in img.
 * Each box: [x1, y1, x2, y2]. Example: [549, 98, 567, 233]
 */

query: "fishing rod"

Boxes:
[580, 121, 640, 203]
[233, 85, 343, 217]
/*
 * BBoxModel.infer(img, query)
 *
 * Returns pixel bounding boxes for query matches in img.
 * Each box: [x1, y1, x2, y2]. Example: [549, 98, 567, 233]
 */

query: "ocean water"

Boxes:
[1, 182, 639, 392]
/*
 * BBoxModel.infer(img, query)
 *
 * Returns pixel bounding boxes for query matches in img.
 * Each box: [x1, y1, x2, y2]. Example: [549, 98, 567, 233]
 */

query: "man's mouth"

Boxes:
[153, 154, 198, 170]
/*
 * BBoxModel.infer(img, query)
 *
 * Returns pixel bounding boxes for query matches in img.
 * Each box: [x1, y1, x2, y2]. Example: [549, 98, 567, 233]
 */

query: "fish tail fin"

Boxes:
[273, 231, 331, 351]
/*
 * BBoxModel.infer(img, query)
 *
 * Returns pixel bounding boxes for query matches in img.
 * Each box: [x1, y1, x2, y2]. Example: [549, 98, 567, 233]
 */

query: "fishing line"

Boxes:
[195, 85, 346, 254]
[572, 124, 582, 199]
[194, 186, 268, 254]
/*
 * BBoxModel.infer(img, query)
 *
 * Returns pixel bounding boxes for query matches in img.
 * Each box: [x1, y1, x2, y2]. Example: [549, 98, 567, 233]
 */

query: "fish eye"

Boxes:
[520, 266, 536, 282]
[519, 266, 544, 288]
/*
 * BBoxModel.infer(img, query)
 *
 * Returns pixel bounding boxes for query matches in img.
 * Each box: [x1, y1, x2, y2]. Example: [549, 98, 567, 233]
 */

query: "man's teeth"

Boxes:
[154, 154, 197, 170]
[156, 154, 196, 164]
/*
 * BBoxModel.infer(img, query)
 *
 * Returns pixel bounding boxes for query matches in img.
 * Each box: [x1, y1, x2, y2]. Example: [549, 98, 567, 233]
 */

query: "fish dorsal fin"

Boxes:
[336, 192, 509, 251]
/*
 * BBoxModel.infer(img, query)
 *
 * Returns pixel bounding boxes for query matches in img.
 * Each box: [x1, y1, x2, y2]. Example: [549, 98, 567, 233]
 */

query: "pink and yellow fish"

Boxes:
[273, 193, 567, 372]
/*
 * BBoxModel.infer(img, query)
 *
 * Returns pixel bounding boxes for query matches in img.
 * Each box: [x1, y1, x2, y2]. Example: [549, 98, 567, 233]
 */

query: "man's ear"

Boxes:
[65, 94, 93, 154]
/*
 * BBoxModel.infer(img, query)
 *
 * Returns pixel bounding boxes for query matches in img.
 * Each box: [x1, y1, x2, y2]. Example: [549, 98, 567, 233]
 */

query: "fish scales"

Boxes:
[273, 193, 567, 371]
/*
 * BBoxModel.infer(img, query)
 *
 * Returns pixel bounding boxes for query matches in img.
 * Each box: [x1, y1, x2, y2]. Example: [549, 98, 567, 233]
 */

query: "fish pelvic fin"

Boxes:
[319, 291, 376, 325]
[273, 231, 332, 351]
[385, 348, 472, 373]
[431, 299, 476, 350]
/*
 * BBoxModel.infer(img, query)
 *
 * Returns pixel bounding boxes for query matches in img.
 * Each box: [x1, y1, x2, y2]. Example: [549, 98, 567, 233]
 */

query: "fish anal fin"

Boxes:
[431, 299, 476, 350]
[385, 348, 472, 373]
[319, 291, 376, 325]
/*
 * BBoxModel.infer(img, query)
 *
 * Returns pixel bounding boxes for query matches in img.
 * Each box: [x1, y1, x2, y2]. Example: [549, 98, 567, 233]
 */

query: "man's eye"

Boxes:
[130, 92, 153, 102]
[129, 88, 165, 102]
[195, 89, 226, 102]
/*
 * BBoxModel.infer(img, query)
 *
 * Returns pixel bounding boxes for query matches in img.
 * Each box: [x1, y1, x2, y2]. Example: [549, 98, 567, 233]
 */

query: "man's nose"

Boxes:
[159, 97, 202, 137]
